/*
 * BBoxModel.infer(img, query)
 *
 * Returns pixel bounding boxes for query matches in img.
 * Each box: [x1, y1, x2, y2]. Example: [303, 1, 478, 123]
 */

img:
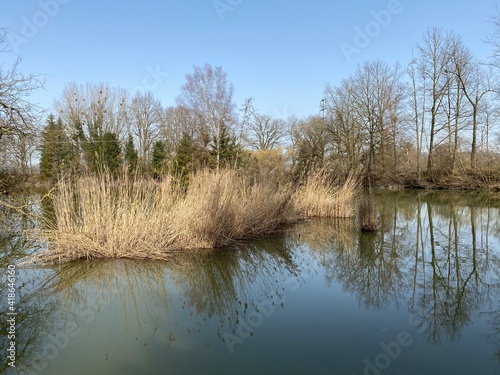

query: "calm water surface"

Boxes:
[1, 190, 499, 375]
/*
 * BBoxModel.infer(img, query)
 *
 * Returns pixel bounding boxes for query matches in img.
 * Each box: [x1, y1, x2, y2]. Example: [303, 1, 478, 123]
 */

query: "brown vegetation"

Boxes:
[31, 169, 359, 264]
[291, 171, 359, 219]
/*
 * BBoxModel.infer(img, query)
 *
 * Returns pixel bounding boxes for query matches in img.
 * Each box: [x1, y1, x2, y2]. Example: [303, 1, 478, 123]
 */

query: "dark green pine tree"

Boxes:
[211, 122, 242, 168]
[151, 140, 168, 179]
[172, 132, 197, 187]
[84, 131, 122, 175]
[40, 115, 76, 179]
[124, 134, 138, 173]
[100, 132, 122, 175]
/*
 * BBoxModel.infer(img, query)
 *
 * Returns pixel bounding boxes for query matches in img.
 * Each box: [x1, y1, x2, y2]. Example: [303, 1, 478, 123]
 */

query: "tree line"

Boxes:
[4, 22, 500, 188]
[319, 26, 500, 187]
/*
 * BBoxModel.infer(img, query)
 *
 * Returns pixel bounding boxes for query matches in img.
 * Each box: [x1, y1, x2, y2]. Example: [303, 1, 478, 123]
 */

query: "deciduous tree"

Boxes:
[177, 64, 236, 170]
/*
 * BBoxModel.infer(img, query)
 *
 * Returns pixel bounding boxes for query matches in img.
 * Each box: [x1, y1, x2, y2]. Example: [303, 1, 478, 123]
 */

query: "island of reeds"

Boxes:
[33, 169, 358, 264]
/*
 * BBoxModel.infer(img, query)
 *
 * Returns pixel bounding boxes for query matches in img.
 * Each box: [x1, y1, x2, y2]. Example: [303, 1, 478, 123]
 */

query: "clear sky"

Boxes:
[0, 0, 498, 120]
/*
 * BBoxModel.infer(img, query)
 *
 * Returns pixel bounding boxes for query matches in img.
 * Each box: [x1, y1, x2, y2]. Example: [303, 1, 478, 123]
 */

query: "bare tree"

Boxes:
[443, 66, 465, 174]
[350, 60, 405, 180]
[481, 99, 500, 155]
[0, 60, 43, 137]
[55, 82, 128, 137]
[291, 115, 330, 171]
[0, 50, 43, 141]
[0, 130, 37, 176]
[129, 91, 161, 165]
[0, 31, 44, 179]
[0, 32, 43, 160]
[55, 82, 128, 172]
[158, 106, 185, 158]
[487, 10, 500, 69]
[408, 52, 426, 178]
[417, 27, 454, 176]
[176, 64, 236, 170]
[246, 114, 287, 150]
[324, 80, 365, 172]
[450, 40, 494, 169]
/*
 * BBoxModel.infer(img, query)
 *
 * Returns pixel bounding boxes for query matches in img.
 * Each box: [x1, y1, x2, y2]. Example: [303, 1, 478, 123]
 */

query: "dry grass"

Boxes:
[31, 169, 359, 264]
[37, 174, 180, 263]
[172, 169, 291, 248]
[290, 171, 359, 219]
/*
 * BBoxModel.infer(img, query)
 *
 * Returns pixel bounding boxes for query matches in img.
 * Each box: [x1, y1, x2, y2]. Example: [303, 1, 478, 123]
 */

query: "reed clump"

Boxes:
[32, 169, 359, 264]
[290, 171, 359, 219]
[172, 169, 292, 249]
[37, 174, 180, 262]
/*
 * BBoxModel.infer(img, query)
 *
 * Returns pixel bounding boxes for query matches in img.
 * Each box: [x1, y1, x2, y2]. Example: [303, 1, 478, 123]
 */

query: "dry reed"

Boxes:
[32, 169, 359, 264]
[290, 171, 359, 219]
[172, 169, 291, 248]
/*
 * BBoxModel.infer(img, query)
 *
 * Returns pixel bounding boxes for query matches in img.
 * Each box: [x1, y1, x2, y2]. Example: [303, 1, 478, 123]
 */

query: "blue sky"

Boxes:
[0, 0, 498, 120]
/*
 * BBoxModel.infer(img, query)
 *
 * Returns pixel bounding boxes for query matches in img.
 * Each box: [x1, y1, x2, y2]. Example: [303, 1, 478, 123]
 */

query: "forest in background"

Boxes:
[4, 23, 500, 190]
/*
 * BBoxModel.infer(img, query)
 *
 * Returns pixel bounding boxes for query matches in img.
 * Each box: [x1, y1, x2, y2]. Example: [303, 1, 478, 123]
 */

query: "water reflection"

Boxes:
[6, 235, 308, 373]
[0, 198, 56, 372]
[1, 190, 500, 373]
[290, 219, 407, 310]
[300, 191, 500, 363]
[404, 192, 500, 349]
[170, 237, 301, 325]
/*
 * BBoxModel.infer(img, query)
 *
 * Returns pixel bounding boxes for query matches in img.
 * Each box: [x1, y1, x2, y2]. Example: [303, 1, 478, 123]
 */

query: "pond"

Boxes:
[1, 190, 499, 375]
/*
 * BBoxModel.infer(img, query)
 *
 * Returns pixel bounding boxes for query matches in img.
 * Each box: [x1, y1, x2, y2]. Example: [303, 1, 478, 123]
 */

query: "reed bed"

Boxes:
[32, 169, 359, 264]
[290, 171, 359, 219]
[172, 169, 292, 249]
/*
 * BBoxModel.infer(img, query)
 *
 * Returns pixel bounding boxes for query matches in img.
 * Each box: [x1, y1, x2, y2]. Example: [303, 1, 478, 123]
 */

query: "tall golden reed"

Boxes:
[33, 169, 359, 264]
[290, 171, 359, 219]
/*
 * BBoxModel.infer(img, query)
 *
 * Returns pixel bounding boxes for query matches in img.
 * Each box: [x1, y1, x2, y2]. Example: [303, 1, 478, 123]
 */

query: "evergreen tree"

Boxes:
[40, 115, 75, 179]
[173, 132, 197, 187]
[82, 131, 122, 175]
[210, 122, 242, 168]
[151, 140, 167, 178]
[100, 132, 122, 175]
[124, 134, 138, 173]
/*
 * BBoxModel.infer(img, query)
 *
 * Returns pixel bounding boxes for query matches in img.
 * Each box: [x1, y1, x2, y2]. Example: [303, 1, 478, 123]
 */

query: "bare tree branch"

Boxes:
[176, 64, 236, 169]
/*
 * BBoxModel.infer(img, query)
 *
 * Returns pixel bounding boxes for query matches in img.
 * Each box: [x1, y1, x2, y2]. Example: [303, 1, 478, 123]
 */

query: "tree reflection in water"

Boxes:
[0, 200, 60, 373]
[300, 190, 500, 362]
[8, 232, 306, 367]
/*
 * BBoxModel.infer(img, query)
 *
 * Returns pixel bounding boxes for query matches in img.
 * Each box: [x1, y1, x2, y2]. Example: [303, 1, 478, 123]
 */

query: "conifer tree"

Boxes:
[100, 132, 122, 175]
[173, 132, 197, 187]
[124, 134, 138, 173]
[40, 115, 75, 179]
[210, 122, 242, 168]
[151, 140, 167, 178]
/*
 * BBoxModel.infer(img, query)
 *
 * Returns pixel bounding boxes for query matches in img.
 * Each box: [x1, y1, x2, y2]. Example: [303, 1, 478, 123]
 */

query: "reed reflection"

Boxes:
[21, 234, 304, 350]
